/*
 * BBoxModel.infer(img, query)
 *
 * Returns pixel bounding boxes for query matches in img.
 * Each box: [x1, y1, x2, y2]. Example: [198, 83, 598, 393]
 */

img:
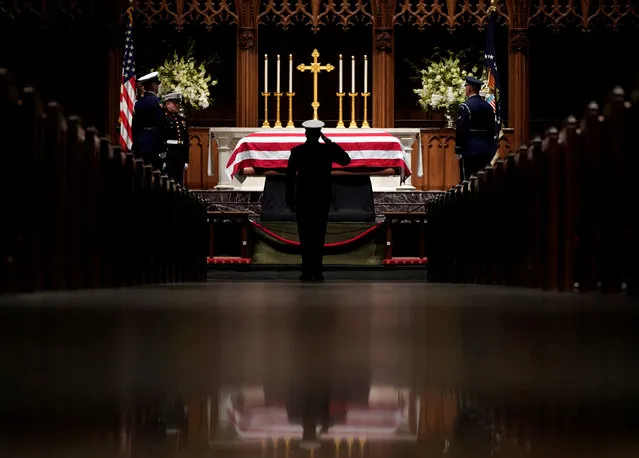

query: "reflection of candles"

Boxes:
[276, 54, 280, 93]
[264, 54, 268, 92]
[289, 54, 293, 92]
[364, 55, 368, 93]
[339, 54, 343, 93]
[351, 56, 355, 93]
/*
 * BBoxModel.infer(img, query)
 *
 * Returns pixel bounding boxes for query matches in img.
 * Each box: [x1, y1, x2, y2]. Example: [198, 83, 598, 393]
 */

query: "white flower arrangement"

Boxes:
[413, 50, 482, 123]
[158, 50, 217, 111]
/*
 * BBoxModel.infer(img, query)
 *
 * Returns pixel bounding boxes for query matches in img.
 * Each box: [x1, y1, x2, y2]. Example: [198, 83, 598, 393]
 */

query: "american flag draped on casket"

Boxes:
[225, 129, 411, 183]
[224, 391, 410, 441]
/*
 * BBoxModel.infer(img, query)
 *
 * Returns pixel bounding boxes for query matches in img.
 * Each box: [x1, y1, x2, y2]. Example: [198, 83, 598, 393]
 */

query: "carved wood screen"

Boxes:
[0, 0, 637, 30]
[257, 0, 373, 31]
[393, 0, 509, 30]
[118, 0, 637, 30]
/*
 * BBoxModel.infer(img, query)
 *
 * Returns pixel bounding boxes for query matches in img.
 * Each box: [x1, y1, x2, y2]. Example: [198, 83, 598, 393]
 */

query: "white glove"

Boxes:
[184, 163, 189, 170]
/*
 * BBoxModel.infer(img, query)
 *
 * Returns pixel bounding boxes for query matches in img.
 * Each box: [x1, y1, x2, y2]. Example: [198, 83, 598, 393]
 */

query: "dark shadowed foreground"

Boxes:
[0, 282, 637, 458]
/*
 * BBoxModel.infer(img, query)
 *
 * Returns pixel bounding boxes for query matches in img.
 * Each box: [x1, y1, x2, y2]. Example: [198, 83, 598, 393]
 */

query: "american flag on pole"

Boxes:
[119, 13, 136, 151]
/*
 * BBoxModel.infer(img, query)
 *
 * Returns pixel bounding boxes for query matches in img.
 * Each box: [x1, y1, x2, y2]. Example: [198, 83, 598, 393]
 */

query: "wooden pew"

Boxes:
[0, 68, 209, 294]
[426, 86, 635, 294]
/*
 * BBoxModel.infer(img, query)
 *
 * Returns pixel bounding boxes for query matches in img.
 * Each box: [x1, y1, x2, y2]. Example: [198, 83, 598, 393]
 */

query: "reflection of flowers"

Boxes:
[413, 50, 483, 120]
[158, 50, 217, 110]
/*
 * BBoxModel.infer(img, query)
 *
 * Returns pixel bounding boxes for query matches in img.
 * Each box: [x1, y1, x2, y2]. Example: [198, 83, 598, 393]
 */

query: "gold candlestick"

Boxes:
[360, 92, 370, 128]
[336, 92, 346, 128]
[286, 92, 295, 128]
[274, 92, 283, 128]
[348, 92, 358, 128]
[261, 92, 271, 128]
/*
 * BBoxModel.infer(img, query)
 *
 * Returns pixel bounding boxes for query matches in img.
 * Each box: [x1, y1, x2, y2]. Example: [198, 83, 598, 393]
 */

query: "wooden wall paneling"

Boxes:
[424, 133, 445, 191]
[186, 128, 216, 189]
[498, 129, 515, 158]
[442, 134, 459, 189]
[410, 134, 424, 189]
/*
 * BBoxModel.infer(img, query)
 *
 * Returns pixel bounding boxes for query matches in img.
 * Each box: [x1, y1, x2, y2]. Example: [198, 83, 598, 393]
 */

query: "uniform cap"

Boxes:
[138, 71, 159, 83]
[301, 119, 325, 129]
[465, 76, 483, 89]
[162, 92, 183, 102]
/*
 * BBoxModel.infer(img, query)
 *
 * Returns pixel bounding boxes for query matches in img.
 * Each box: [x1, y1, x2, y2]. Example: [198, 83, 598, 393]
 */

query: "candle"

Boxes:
[339, 54, 343, 93]
[289, 54, 293, 92]
[276, 55, 280, 93]
[264, 54, 268, 92]
[351, 55, 355, 93]
[364, 54, 368, 93]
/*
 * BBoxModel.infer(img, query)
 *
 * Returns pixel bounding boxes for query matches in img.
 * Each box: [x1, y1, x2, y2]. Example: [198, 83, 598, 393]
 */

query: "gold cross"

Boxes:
[296, 49, 334, 120]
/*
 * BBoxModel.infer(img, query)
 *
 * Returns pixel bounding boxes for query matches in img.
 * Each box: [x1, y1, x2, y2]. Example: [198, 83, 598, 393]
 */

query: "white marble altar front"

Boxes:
[209, 127, 422, 192]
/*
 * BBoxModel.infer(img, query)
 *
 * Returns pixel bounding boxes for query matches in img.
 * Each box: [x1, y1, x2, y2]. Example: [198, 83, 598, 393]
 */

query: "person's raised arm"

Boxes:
[321, 132, 351, 166]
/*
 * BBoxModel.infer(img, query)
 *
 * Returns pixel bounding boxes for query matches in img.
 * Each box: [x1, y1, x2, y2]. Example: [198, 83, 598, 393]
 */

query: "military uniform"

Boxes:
[285, 120, 351, 282]
[455, 76, 498, 181]
[131, 72, 166, 170]
[163, 93, 189, 186]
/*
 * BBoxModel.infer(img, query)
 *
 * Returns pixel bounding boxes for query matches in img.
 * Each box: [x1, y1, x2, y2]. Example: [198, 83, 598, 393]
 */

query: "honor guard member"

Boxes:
[162, 92, 189, 186]
[455, 76, 498, 181]
[285, 120, 351, 282]
[131, 71, 166, 170]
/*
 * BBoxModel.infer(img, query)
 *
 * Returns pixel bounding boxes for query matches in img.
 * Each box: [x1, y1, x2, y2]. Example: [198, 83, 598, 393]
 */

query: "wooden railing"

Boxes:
[0, 69, 209, 294]
[427, 87, 637, 293]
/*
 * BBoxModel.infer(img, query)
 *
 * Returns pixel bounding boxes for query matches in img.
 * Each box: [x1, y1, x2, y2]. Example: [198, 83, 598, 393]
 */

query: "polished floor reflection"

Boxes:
[0, 282, 637, 457]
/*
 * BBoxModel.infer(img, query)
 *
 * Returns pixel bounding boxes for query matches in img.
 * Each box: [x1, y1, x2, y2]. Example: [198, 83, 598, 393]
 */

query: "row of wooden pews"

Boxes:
[427, 87, 638, 293]
[0, 69, 209, 294]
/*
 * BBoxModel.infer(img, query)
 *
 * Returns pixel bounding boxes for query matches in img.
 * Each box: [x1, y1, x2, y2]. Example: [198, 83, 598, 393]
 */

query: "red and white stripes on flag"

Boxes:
[225, 129, 411, 182]
[119, 18, 136, 151]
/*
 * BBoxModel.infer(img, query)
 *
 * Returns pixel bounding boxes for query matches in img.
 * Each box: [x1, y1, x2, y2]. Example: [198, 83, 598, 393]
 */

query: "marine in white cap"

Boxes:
[162, 92, 189, 186]
[130, 70, 166, 170]
[301, 119, 325, 129]
[285, 120, 352, 282]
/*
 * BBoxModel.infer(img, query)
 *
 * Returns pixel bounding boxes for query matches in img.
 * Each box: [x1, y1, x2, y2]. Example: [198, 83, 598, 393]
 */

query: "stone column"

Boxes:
[236, 0, 261, 128]
[372, 27, 394, 128]
[508, 28, 529, 148]
[505, 0, 532, 148]
[236, 27, 259, 127]
[371, 0, 397, 128]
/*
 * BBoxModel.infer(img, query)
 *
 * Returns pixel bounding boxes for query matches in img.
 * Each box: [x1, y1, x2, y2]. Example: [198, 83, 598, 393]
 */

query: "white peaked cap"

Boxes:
[162, 92, 183, 102]
[138, 71, 159, 82]
[301, 119, 325, 129]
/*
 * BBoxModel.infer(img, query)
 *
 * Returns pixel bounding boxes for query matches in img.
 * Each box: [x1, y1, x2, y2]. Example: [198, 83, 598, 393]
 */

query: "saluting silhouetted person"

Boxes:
[285, 120, 351, 282]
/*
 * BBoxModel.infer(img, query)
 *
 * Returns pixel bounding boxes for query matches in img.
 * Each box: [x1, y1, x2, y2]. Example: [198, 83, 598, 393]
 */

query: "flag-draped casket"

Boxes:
[225, 129, 411, 182]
